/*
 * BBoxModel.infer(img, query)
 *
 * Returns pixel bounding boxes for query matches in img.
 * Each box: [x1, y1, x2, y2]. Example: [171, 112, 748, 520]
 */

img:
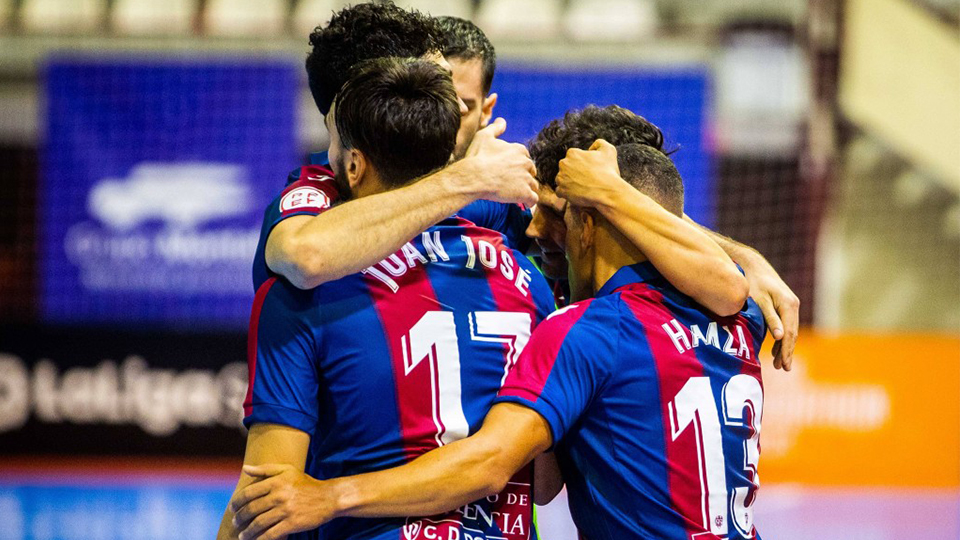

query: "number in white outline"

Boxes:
[670, 374, 764, 538]
[722, 374, 763, 538]
[669, 377, 729, 536]
[469, 311, 532, 386]
[403, 311, 532, 447]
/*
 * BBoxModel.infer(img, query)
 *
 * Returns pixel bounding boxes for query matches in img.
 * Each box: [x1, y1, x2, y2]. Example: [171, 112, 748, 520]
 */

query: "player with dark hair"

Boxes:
[217, 57, 556, 540]
[255, 4, 759, 329]
[261, 2, 795, 393]
[254, 3, 541, 296]
[305, 3, 444, 117]
[526, 105, 798, 368]
[228, 132, 767, 540]
[435, 16, 498, 159]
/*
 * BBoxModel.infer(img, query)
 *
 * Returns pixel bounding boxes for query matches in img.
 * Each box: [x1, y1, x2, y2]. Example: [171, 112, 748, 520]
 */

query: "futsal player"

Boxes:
[259, 6, 753, 318]
[217, 57, 557, 540]
[252, 3, 541, 294]
[230, 130, 767, 540]
[255, 5, 799, 368]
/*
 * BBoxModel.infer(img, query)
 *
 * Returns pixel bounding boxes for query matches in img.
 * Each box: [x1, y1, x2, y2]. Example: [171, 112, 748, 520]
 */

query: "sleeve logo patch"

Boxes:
[280, 186, 330, 213]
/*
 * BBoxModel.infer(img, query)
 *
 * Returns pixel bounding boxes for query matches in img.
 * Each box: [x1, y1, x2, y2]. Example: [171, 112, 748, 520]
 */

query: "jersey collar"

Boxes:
[595, 262, 663, 298]
[309, 151, 329, 166]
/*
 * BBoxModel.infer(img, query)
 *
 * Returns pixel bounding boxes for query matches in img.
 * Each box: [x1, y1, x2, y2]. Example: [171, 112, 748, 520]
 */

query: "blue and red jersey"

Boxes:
[245, 217, 555, 540]
[251, 154, 532, 291]
[497, 262, 766, 540]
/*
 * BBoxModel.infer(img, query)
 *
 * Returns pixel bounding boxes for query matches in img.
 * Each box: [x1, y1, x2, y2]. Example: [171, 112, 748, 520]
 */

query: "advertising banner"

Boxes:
[0, 325, 247, 456]
[40, 59, 299, 329]
[760, 332, 960, 487]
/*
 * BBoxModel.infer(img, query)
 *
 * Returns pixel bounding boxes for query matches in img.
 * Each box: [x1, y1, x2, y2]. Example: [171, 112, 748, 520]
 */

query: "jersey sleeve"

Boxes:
[243, 279, 323, 436]
[495, 301, 613, 447]
[265, 164, 339, 231]
[460, 200, 532, 252]
[252, 165, 340, 290]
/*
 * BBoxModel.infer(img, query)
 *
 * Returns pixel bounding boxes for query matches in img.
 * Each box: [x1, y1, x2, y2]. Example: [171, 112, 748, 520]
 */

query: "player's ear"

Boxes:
[579, 209, 595, 251]
[346, 148, 366, 192]
[480, 93, 498, 127]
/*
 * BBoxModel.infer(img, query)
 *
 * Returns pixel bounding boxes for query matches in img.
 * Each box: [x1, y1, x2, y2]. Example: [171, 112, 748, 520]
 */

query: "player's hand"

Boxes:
[231, 464, 336, 540]
[739, 251, 799, 371]
[463, 117, 539, 207]
[554, 139, 626, 209]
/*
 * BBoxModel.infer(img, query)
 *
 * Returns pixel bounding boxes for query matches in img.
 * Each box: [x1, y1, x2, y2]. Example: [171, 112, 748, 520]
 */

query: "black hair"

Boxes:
[306, 2, 443, 115]
[334, 57, 459, 188]
[435, 16, 497, 94]
[528, 105, 670, 189]
[615, 143, 684, 216]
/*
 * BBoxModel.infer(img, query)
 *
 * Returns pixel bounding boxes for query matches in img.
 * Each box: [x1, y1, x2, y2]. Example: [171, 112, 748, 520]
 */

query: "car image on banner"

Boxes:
[41, 59, 300, 329]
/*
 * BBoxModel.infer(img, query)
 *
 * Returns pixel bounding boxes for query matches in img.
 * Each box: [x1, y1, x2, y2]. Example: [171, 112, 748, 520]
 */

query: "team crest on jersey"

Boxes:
[402, 517, 463, 540]
[279, 186, 330, 213]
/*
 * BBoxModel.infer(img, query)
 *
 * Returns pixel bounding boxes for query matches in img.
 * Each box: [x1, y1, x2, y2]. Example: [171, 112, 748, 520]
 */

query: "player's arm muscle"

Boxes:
[334, 403, 552, 517]
[557, 140, 747, 316]
[599, 184, 747, 316]
[217, 423, 310, 540]
[232, 402, 553, 538]
[266, 120, 538, 290]
[265, 173, 473, 289]
[683, 214, 800, 370]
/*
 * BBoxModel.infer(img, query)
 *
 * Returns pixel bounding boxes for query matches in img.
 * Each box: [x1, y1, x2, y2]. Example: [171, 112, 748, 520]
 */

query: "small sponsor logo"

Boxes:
[280, 186, 330, 213]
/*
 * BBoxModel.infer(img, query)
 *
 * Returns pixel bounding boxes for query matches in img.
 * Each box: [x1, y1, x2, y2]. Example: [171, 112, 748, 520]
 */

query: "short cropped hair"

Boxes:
[615, 143, 684, 216]
[435, 16, 497, 94]
[334, 57, 459, 188]
[306, 3, 442, 115]
[528, 105, 668, 189]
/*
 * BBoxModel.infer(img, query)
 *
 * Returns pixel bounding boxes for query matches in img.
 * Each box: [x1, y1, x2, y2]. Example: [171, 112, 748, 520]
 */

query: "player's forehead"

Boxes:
[447, 57, 484, 98]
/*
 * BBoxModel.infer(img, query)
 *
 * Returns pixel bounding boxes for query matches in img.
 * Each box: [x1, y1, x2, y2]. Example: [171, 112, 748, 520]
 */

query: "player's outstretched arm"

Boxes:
[217, 424, 310, 540]
[556, 139, 749, 317]
[682, 216, 800, 371]
[229, 403, 552, 540]
[267, 118, 539, 289]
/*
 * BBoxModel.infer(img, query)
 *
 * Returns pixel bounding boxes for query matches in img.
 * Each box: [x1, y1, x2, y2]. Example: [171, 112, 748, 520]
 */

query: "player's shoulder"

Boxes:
[537, 297, 612, 339]
[285, 163, 335, 186]
[528, 299, 619, 366]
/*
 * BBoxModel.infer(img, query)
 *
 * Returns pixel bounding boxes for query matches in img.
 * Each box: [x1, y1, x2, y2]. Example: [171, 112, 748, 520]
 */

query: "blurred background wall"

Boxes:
[0, 1, 957, 539]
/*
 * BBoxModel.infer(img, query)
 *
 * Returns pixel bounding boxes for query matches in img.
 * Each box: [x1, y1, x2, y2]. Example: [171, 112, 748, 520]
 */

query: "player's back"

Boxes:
[245, 217, 554, 540]
[529, 262, 765, 540]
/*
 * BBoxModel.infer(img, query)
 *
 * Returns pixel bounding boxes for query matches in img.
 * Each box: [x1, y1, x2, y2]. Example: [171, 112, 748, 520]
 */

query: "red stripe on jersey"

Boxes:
[244, 277, 277, 417]
[499, 299, 593, 403]
[468, 225, 540, 535]
[365, 255, 447, 461]
[469, 226, 539, 379]
[622, 282, 711, 540]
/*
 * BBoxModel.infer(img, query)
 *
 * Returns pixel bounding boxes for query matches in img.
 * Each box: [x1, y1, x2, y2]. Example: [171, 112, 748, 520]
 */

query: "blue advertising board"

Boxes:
[41, 59, 300, 329]
[494, 64, 713, 226]
[39, 59, 711, 330]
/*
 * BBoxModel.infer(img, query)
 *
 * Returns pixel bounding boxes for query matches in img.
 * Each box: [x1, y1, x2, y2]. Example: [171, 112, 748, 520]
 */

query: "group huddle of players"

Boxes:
[217, 4, 800, 540]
